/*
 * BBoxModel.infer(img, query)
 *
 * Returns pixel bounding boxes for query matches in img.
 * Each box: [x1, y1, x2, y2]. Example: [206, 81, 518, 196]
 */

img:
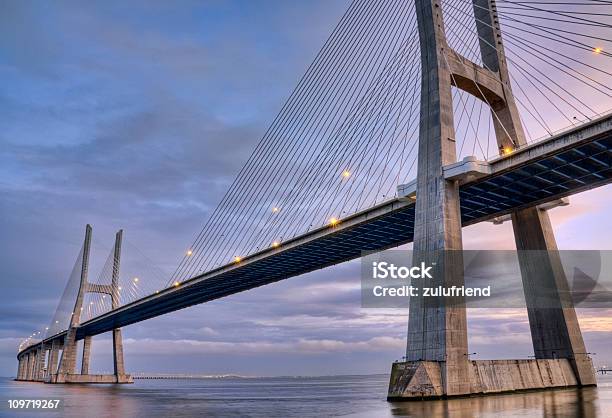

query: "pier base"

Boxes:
[49, 373, 133, 384]
[387, 359, 594, 400]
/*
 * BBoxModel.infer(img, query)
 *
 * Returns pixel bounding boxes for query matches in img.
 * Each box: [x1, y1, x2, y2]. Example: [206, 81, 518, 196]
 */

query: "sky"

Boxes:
[1, 0, 611, 377]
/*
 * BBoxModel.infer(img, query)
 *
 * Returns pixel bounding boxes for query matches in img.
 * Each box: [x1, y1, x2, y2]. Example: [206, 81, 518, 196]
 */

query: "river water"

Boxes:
[1, 374, 611, 417]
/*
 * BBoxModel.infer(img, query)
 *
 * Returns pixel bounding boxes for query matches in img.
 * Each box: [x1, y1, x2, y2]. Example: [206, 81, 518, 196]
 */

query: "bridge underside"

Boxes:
[18, 116, 612, 370]
[74, 118, 611, 339]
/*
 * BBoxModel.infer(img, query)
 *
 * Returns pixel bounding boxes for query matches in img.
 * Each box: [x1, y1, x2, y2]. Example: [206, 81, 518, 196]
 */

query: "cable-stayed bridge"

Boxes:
[16, 0, 612, 399]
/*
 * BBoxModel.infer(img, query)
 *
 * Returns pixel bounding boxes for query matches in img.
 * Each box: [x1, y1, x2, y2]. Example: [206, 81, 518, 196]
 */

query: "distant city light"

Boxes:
[55, 321, 59, 324]
[329, 217, 340, 226]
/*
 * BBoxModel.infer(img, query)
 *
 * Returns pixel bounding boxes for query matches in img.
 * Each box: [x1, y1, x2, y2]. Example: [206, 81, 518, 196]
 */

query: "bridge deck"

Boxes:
[20, 115, 612, 354]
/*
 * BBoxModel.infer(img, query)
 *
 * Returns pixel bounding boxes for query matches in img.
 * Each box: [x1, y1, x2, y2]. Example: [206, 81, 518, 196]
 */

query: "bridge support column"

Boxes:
[27, 353, 34, 381]
[47, 340, 60, 380]
[393, 0, 471, 398]
[23, 355, 29, 380]
[54, 330, 78, 383]
[16, 357, 24, 380]
[473, 0, 595, 388]
[35, 345, 45, 381]
[21, 357, 27, 380]
[110, 230, 130, 383]
[81, 336, 92, 375]
[512, 207, 596, 385]
[113, 329, 127, 380]
[32, 349, 39, 381]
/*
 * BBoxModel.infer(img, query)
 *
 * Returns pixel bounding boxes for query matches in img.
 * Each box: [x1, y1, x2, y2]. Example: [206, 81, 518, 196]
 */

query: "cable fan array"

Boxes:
[441, 0, 612, 160]
[170, 0, 612, 287]
[167, 0, 427, 285]
[23, 0, 612, 330]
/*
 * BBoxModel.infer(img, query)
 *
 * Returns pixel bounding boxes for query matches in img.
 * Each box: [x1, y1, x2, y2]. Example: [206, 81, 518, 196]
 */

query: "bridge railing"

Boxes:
[486, 109, 612, 162]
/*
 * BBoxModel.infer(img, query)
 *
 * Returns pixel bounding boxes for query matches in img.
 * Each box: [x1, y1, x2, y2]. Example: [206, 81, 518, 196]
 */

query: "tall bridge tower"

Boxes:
[49, 226, 131, 384]
[388, 0, 596, 399]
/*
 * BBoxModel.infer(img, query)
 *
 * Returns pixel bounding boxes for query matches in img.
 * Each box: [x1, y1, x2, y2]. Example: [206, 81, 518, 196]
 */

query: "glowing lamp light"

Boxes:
[272, 207, 280, 213]
[502, 146, 513, 155]
[186, 249, 193, 256]
[174, 281, 180, 287]
[55, 321, 59, 324]
[594, 47, 602, 54]
[272, 241, 280, 248]
[234, 256, 242, 263]
[342, 170, 351, 178]
[329, 217, 340, 226]
[118, 286, 122, 290]
[156, 290, 160, 294]
[133, 277, 139, 282]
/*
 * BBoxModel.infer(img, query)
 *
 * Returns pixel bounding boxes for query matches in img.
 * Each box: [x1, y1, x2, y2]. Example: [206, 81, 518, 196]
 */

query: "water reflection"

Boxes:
[1, 375, 611, 418]
[390, 387, 601, 418]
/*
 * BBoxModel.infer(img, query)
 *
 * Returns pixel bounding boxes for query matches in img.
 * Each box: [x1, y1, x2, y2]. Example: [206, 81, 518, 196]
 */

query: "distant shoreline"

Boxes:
[131, 373, 389, 380]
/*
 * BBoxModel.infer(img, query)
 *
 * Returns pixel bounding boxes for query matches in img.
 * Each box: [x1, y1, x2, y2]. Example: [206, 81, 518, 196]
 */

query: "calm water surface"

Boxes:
[1, 374, 611, 417]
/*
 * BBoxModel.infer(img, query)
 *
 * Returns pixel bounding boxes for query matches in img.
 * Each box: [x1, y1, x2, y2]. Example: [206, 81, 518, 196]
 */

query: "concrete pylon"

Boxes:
[24, 354, 31, 380]
[511, 210, 596, 385]
[388, 0, 595, 400]
[81, 336, 92, 375]
[53, 224, 92, 383]
[472, 0, 595, 386]
[50, 226, 132, 384]
[35, 345, 45, 381]
[400, 0, 472, 398]
[16, 355, 24, 380]
[47, 339, 60, 380]
[110, 230, 129, 382]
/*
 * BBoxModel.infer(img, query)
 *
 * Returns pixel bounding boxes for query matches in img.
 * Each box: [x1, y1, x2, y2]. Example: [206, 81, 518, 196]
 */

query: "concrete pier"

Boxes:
[388, 358, 587, 400]
[81, 336, 92, 375]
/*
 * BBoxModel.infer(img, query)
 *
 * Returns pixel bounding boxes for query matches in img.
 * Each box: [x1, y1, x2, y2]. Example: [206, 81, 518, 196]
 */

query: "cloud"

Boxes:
[119, 335, 404, 356]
